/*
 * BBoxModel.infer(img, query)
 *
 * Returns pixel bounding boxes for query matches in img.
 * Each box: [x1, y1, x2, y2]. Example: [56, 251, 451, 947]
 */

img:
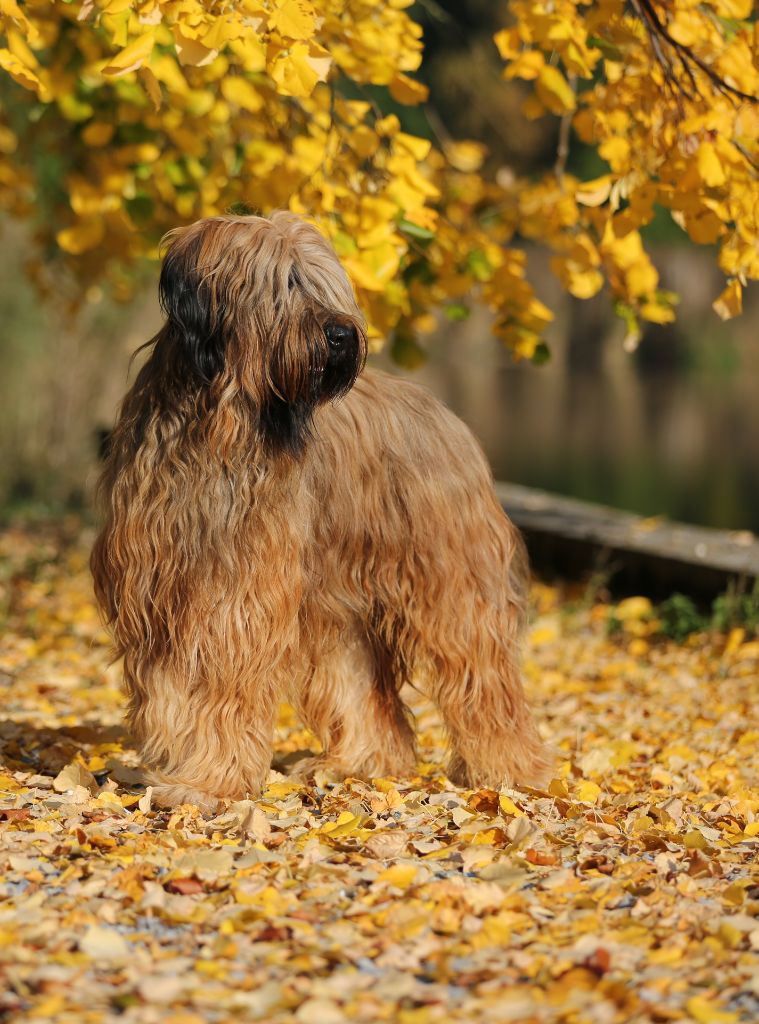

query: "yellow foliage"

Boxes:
[496, 0, 759, 338]
[0, 0, 756, 358]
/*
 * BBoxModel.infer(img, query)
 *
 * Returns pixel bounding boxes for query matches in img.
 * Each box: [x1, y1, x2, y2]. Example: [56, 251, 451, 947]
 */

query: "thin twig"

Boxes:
[554, 73, 577, 179]
[632, 0, 759, 105]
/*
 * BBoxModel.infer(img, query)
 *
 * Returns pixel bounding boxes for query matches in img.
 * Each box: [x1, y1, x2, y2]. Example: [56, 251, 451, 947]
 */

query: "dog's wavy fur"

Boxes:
[91, 211, 551, 810]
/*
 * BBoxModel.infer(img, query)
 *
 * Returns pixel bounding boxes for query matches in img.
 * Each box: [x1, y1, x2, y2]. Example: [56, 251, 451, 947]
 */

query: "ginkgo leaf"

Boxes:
[102, 31, 155, 76]
[713, 279, 742, 320]
[269, 41, 322, 97]
[173, 26, 218, 67]
[0, 47, 40, 90]
[697, 142, 726, 187]
[389, 73, 429, 105]
[268, 0, 316, 41]
[535, 65, 575, 114]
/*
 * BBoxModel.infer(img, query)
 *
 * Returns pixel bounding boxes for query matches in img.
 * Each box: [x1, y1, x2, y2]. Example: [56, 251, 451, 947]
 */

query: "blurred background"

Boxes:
[1, 0, 757, 532]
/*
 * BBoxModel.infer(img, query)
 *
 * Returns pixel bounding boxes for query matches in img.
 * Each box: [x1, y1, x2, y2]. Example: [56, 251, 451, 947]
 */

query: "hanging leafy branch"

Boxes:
[0, 0, 757, 362]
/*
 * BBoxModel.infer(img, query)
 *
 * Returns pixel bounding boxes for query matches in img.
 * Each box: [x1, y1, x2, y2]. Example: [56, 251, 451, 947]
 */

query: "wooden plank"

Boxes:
[495, 482, 759, 597]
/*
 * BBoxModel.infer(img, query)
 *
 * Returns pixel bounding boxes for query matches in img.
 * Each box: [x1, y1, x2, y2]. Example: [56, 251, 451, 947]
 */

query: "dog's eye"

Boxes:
[325, 323, 355, 350]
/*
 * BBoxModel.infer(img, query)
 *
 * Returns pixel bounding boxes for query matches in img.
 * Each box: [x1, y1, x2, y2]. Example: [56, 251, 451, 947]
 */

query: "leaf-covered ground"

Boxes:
[1, 520, 757, 1024]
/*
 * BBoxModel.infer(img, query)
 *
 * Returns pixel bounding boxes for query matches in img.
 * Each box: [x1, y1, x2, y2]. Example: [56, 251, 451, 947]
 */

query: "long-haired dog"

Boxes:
[91, 212, 550, 810]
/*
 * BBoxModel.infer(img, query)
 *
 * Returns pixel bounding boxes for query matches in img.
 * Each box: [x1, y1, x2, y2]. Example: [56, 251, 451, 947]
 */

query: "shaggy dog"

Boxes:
[91, 212, 550, 810]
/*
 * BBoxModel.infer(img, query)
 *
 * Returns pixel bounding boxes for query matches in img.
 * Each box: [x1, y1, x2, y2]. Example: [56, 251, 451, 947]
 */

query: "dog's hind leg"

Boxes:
[424, 617, 552, 792]
[381, 506, 551, 792]
[293, 629, 416, 781]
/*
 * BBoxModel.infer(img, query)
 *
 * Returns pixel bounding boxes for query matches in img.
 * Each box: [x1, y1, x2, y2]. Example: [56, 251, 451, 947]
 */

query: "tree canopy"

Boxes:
[0, 0, 757, 358]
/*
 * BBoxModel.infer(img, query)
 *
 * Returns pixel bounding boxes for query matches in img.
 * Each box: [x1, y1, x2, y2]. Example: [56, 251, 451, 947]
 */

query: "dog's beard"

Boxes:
[259, 321, 363, 459]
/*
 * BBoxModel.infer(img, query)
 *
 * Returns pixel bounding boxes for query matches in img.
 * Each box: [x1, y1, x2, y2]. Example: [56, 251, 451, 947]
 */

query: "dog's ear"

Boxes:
[159, 233, 224, 383]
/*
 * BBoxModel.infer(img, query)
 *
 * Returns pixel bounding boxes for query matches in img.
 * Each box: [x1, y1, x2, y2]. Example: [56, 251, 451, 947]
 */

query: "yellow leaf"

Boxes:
[551, 255, 604, 299]
[138, 66, 162, 110]
[268, 0, 316, 41]
[389, 73, 429, 105]
[81, 122, 115, 147]
[263, 780, 303, 799]
[270, 41, 323, 97]
[228, 30, 267, 73]
[493, 28, 520, 61]
[173, 26, 218, 68]
[599, 136, 630, 171]
[641, 300, 676, 324]
[685, 996, 738, 1023]
[6, 28, 37, 72]
[0, 47, 40, 91]
[724, 627, 746, 656]
[194, 959, 228, 979]
[504, 49, 544, 81]
[375, 114, 400, 137]
[102, 31, 155, 76]
[221, 75, 264, 113]
[445, 140, 487, 172]
[28, 996, 66, 1018]
[713, 279, 742, 321]
[697, 142, 726, 187]
[615, 596, 653, 621]
[529, 624, 558, 646]
[683, 829, 711, 850]
[201, 16, 242, 51]
[319, 811, 365, 837]
[576, 780, 602, 804]
[292, 135, 325, 175]
[576, 175, 613, 207]
[375, 864, 418, 889]
[535, 65, 576, 115]
[499, 795, 525, 817]
[682, 208, 725, 245]
[479, 913, 512, 944]
[395, 132, 431, 161]
[344, 243, 402, 292]
[710, 0, 753, 17]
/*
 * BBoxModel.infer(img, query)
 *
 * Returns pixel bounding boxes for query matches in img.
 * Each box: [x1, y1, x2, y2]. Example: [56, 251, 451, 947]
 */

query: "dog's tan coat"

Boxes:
[91, 212, 550, 809]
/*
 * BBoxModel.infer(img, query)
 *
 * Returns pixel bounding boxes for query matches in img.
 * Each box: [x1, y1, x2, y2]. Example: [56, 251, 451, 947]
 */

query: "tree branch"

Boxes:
[631, 0, 759, 105]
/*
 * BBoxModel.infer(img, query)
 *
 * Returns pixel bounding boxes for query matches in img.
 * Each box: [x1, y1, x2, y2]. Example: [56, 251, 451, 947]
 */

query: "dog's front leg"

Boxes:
[129, 666, 283, 812]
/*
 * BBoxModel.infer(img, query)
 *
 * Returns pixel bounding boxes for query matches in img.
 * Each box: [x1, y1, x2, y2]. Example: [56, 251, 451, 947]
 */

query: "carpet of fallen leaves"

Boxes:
[1, 518, 758, 1024]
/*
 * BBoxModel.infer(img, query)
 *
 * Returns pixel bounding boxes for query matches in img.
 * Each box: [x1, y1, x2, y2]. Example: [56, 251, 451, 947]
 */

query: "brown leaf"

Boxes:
[583, 947, 612, 975]
[468, 789, 500, 815]
[164, 876, 204, 895]
[525, 847, 558, 866]
[0, 808, 31, 822]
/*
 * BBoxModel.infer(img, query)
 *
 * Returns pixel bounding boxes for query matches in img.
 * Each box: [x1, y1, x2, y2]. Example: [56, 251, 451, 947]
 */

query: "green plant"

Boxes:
[711, 579, 759, 635]
[657, 594, 706, 643]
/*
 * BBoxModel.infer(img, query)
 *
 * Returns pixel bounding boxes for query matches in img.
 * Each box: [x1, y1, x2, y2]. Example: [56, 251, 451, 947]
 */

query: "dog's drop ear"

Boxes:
[159, 237, 224, 383]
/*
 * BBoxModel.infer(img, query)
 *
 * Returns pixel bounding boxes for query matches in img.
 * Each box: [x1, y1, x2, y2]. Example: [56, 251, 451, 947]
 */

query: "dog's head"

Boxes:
[155, 212, 368, 456]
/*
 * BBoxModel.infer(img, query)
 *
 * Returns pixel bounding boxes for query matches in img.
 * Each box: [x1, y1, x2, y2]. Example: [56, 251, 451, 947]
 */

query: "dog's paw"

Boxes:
[146, 777, 224, 815]
[285, 754, 347, 783]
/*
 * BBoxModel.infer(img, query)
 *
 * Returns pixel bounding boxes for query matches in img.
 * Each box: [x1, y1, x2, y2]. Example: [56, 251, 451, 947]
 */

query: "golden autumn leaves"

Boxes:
[0, 0, 757, 358]
[495, 0, 759, 340]
[1, 522, 758, 1022]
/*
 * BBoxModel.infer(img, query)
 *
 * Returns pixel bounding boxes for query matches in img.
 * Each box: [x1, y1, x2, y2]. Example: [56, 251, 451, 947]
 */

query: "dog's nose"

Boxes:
[326, 323, 354, 350]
